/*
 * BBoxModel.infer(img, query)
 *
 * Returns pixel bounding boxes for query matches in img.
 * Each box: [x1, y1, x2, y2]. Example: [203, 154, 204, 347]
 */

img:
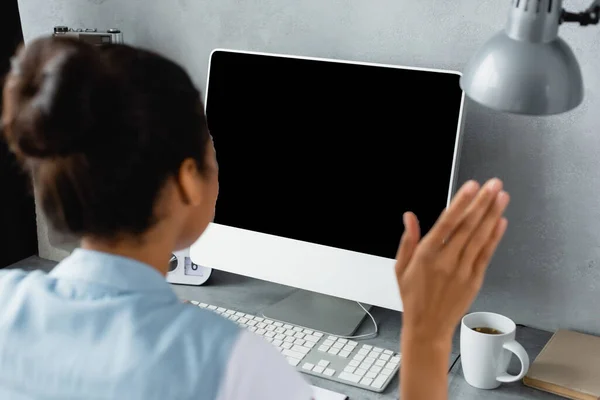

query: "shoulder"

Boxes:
[0, 268, 34, 283]
[133, 303, 244, 398]
[216, 330, 313, 400]
[0, 268, 45, 296]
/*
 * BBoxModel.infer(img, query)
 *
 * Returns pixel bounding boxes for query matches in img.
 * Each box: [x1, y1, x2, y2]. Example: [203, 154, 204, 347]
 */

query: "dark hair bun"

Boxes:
[3, 37, 112, 158]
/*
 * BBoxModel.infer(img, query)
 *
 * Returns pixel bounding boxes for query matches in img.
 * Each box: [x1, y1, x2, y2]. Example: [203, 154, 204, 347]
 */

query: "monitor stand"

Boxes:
[261, 290, 372, 337]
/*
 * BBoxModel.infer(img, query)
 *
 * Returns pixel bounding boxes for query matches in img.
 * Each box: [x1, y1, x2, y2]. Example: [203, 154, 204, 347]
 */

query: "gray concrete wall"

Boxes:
[16, 0, 600, 333]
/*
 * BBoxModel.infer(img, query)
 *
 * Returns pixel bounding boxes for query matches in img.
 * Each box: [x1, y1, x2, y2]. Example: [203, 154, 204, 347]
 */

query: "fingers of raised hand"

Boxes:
[472, 217, 508, 282]
[445, 178, 503, 251]
[395, 212, 421, 278]
[422, 180, 480, 250]
[460, 191, 510, 268]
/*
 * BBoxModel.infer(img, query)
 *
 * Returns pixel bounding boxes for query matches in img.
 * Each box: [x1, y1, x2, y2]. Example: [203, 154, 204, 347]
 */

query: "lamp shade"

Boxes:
[460, 0, 584, 116]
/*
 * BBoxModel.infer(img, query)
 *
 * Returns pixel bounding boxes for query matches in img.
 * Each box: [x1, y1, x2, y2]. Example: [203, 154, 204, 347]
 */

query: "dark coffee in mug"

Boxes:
[472, 327, 503, 335]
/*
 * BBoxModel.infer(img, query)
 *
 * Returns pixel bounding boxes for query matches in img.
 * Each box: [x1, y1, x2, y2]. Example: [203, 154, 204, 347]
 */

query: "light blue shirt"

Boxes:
[0, 249, 310, 400]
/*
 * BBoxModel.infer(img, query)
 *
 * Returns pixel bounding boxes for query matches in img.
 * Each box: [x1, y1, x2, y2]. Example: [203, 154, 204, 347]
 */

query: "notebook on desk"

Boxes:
[523, 329, 600, 400]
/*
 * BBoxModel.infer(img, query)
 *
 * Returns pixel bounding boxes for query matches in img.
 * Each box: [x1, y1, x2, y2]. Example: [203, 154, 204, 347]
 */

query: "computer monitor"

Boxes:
[190, 49, 466, 336]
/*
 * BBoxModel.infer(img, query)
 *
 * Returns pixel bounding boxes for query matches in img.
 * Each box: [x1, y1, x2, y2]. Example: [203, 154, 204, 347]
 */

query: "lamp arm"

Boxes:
[561, 0, 600, 25]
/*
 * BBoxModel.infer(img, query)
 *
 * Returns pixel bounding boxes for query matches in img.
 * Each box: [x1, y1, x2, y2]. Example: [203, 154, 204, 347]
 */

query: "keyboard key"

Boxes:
[372, 376, 387, 389]
[318, 345, 329, 352]
[328, 336, 337, 341]
[363, 345, 373, 350]
[355, 368, 367, 377]
[381, 368, 394, 376]
[360, 362, 371, 371]
[282, 349, 306, 360]
[353, 355, 365, 362]
[375, 359, 386, 367]
[349, 360, 360, 367]
[303, 341, 315, 349]
[235, 312, 244, 317]
[383, 349, 393, 355]
[287, 357, 300, 367]
[265, 331, 276, 338]
[339, 350, 350, 358]
[370, 366, 382, 374]
[366, 371, 377, 379]
[313, 332, 323, 338]
[318, 360, 330, 367]
[273, 322, 283, 327]
[386, 362, 397, 370]
[294, 332, 305, 339]
[293, 327, 303, 332]
[369, 351, 379, 358]
[343, 366, 355, 373]
[253, 316, 264, 322]
[343, 345, 355, 352]
[208, 305, 218, 310]
[373, 347, 383, 353]
[328, 348, 339, 356]
[313, 366, 325, 374]
[291, 345, 310, 354]
[284, 336, 295, 343]
[348, 340, 358, 346]
[379, 354, 390, 361]
[365, 357, 376, 365]
[332, 342, 344, 349]
[391, 356, 401, 364]
[303, 329, 314, 335]
[264, 319, 274, 324]
[339, 372, 361, 383]
[305, 335, 320, 343]
[338, 339, 348, 344]
[282, 342, 292, 349]
[217, 307, 226, 312]
[357, 349, 369, 356]
[284, 324, 293, 329]
[225, 309, 234, 315]
[302, 362, 314, 371]
[361, 378, 373, 386]
[324, 368, 335, 376]
[323, 340, 334, 346]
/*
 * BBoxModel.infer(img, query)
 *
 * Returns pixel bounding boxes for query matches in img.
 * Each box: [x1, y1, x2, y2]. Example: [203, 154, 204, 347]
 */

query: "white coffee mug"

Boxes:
[461, 312, 530, 389]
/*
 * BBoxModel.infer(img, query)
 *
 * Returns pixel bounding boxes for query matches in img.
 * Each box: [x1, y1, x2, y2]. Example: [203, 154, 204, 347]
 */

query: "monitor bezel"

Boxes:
[191, 48, 467, 311]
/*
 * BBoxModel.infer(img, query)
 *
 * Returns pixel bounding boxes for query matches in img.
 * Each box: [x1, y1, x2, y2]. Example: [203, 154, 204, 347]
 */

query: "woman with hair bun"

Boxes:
[0, 36, 509, 399]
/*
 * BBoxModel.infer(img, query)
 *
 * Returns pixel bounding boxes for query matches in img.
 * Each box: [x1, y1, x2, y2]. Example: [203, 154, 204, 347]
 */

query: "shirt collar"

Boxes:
[50, 248, 177, 297]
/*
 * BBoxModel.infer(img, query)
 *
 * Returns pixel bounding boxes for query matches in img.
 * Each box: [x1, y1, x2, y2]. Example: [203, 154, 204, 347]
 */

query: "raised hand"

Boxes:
[396, 179, 509, 400]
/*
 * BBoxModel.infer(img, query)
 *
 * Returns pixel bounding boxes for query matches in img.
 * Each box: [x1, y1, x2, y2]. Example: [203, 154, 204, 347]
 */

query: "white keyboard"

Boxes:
[188, 301, 400, 393]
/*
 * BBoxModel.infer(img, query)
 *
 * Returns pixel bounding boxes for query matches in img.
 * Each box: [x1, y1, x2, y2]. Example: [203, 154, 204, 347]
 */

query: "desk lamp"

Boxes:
[460, 0, 599, 116]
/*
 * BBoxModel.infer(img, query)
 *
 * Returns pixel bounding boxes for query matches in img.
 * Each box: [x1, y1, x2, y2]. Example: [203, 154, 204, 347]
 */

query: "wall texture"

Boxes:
[16, 0, 600, 334]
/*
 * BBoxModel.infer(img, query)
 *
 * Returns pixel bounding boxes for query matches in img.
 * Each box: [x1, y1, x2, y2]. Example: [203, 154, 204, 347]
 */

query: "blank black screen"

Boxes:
[206, 51, 463, 259]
